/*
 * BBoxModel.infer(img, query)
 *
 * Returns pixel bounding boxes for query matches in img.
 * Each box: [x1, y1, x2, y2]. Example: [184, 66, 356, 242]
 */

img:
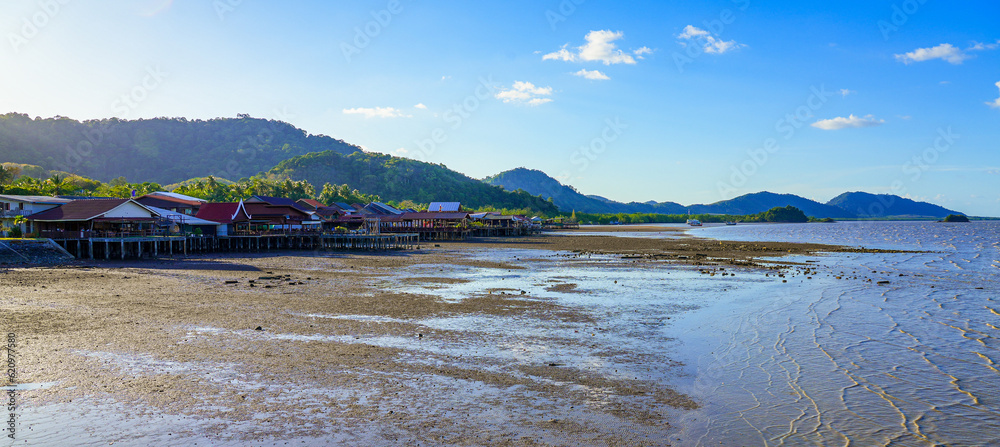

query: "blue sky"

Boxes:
[2, 1, 999, 215]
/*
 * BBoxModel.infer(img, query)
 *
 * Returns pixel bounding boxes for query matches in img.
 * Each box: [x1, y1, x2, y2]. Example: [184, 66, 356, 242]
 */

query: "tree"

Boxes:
[0, 164, 19, 186]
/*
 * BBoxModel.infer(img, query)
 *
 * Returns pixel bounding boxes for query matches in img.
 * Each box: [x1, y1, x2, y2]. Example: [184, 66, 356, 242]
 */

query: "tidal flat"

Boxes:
[2, 230, 899, 446]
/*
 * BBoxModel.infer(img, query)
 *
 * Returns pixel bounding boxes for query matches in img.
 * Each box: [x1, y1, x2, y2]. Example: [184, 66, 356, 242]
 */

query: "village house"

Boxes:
[194, 201, 252, 236]
[379, 211, 471, 240]
[28, 198, 161, 238]
[246, 195, 322, 232]
[135, 191, 206, 215]
[0, 194, 72, 235]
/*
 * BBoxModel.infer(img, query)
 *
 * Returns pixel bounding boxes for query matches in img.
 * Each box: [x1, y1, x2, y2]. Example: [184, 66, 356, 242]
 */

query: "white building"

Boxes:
[0, 195, 72, 235]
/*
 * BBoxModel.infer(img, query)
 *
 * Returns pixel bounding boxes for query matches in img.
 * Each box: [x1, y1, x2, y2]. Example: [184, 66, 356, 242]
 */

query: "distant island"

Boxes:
[941, 214, 970, 222]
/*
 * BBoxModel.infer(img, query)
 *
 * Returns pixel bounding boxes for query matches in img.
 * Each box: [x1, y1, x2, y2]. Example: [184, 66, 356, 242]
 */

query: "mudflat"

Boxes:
[1, 230, 869, 445]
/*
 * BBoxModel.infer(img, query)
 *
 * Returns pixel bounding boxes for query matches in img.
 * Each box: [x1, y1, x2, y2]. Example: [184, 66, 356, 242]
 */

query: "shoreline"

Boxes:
[1, 229, 918, 445]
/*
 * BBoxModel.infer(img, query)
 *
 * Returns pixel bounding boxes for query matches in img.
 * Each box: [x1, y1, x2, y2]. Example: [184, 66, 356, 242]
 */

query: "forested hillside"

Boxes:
[0, 113, 361, 184]
[265, 151, 560, 213]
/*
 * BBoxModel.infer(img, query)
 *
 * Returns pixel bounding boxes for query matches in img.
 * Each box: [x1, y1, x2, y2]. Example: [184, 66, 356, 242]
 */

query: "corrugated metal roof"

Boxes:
[143, 191, 207, 203]
[248, 195, 310, 211]
[427, 202, 461, 212]
[0, 195, 73, 205]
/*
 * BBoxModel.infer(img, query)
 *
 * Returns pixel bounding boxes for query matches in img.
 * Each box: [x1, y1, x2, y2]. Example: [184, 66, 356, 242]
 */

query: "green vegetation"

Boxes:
[0, 113, 361, 185]
[941, 214, 970, 222]
[265, 151, 560, 213]
[572, 206, 812, 225]
[755, 205, 808, 223]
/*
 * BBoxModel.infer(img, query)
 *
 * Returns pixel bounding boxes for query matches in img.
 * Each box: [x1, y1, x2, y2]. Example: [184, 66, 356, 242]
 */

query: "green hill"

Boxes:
[483, 168, 686, 214]
[0, 113, 361, 185]
[265, 151, 560, 213]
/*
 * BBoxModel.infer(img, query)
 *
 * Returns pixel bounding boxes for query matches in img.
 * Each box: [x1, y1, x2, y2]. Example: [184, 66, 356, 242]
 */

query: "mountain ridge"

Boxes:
[484, 167, 962, 218]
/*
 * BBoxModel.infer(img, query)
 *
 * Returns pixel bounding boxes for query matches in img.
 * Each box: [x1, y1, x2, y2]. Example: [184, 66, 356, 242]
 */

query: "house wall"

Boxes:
[0, 199, 63, 234]
[104, 202, 157, 219]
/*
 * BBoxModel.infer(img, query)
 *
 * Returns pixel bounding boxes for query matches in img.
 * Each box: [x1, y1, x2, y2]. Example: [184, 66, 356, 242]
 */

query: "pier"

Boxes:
[43, 232, 420, 260]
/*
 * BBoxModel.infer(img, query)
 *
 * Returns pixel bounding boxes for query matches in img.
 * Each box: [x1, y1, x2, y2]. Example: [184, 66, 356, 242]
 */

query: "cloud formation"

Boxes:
[414, 103, 427, 109]
[543, 30, 642, 65]
[811, 114, 885, 130]
[839, 89, 855, 97]
[495, 81, 553, 106]
[676, 25, 745, 54]
[895, 40, 1000, 65]
[988, 81, 1000, 109]
[342, 107, 410, 118]
[573, 69, 610, 80]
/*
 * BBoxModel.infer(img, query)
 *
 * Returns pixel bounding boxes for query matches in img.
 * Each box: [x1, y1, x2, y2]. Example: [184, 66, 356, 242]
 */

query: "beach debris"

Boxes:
[254, 326, 264, 331]
[877, 280, 890, 285]
[224, 280, 238, 284]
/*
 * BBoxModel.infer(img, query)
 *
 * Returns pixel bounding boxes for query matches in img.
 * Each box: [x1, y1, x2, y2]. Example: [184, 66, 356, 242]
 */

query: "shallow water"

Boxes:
[6, 222, 997, 445]
[672, 221, 1000, 445]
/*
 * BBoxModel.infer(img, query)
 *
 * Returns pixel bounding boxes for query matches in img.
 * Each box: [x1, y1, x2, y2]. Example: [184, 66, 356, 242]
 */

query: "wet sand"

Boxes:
[1, 230, 889, 445]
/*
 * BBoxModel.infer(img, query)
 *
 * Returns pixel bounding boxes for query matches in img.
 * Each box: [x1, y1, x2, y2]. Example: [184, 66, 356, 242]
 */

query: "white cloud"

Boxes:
[342, 107, 411, 119]
[676, 25, 745, 54]
[987, 81, 1000, 109]
[969, 40, 1000, 51]
[894, 41, 999, 65]
[542, 46, 577, 62]
[633, 46, 653, 59]
[895, 43, 969, 64]
[573, 69, 610, 80]
[543, 30, 644, 65]
[811, 114, 885, 130]
[495, 81, 553, 106]
[839, 89, 855, 97]
[414, 103, 427, 109]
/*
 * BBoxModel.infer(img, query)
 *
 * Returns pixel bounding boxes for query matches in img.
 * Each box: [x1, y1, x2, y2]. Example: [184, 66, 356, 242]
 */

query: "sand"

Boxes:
[0, 229, 900, 445]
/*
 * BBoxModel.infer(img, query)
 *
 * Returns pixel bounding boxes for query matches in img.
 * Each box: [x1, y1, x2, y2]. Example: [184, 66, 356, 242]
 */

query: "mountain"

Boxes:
[483, 168, 686, 214]
[687, 191, 858, 218]
[264, 151, 559, 213]
[483, 168, 963, 218]
[827, 191, 960, 218]
[0, 113, 361, 185]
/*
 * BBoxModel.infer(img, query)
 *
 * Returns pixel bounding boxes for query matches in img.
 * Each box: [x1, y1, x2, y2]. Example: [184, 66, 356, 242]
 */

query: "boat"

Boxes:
[725, 221, 737, 226]
[686, 210, 702, 226]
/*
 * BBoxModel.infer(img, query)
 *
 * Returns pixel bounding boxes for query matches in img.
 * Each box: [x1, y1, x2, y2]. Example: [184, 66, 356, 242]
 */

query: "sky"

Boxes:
[2, 0, 999, 215]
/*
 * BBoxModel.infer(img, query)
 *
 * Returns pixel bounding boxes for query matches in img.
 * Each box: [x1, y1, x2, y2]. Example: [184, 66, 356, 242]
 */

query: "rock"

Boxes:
[224, 280, 238, 284]
[255, 326, 263, 331]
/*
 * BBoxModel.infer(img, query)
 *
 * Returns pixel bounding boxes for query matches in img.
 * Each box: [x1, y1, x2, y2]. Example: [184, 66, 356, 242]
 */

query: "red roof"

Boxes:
[296, 198, 327, 210]
[27, 199, 129, 221]
[195, 202, 250, 224]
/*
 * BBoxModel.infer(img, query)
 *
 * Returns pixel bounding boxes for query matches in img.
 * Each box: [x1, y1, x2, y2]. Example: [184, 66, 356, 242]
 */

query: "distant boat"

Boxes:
[686, 210, 702, 226]
[725, 221, 737, 226]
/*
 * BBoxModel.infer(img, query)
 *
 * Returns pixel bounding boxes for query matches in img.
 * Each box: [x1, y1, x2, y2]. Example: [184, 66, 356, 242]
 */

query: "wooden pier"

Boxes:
[48, 233, 420, 260]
